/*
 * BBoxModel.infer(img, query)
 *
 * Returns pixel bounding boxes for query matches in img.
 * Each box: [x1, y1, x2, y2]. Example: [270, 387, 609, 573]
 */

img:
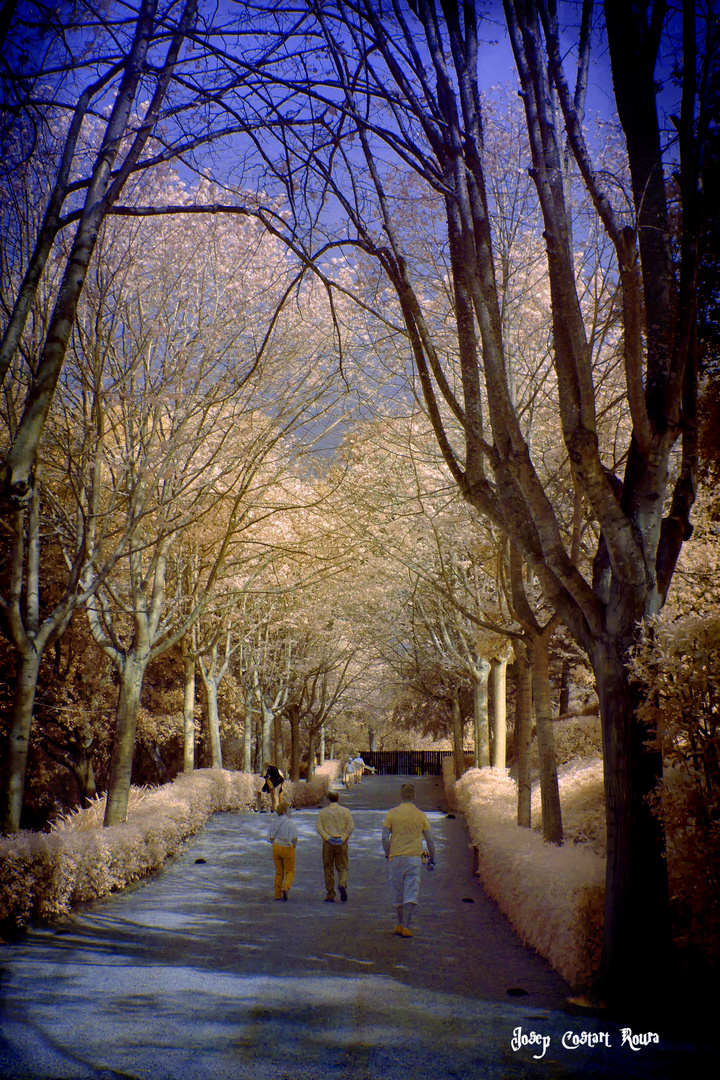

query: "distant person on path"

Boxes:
[267, 801, 298, 901]
[316, 790, 354, 902]
[259, 762, 285, 812]
[352, 754, 366, 784]
[342, 756, 354, 788]
[382, 783, 436, 937]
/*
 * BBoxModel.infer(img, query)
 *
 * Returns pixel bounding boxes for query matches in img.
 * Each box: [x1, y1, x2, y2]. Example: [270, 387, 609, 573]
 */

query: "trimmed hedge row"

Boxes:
[445, 762, 605, 990]
[0, 763, 339, 934]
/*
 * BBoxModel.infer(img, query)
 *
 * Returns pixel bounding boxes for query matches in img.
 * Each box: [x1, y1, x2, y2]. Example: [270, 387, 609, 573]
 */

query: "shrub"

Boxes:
[0, 767, 330, 934]
[531, 757, 606, 853]
[629, 606, 720, 975]
[529, 715, 602, 772]
[454, 767, 605, 990]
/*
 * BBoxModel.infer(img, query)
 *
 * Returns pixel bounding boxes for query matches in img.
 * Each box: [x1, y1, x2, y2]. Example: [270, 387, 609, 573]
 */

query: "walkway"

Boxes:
[0, 775, 714, 1078]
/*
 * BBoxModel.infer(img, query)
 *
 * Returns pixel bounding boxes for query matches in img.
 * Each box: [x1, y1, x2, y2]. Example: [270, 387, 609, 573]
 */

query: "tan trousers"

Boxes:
[322, 840, 349, 898]
[272, 843, 295, 898]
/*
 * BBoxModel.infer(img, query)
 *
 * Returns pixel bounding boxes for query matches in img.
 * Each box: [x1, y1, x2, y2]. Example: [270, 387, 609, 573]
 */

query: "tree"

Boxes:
[0, 469, 135, 832]
[0, 0, 218, 501]
[221, 0, 713, 1007]
[60, 194, 346, 824]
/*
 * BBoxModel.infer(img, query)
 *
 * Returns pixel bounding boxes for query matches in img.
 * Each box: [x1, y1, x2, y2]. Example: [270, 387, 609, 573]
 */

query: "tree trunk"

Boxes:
[104, 653, 147, 826]
[288, 705, 301, 782]
[306, 728, 316, 780]
[319, 723, 325, 764]
[513, 640, 532, 828]
[559, 659, 570, 716]
[592, 637, 670, 1006]
[1, 649, 42, 833]
[243, 687, 253, 773]
[72, 746, 97, 806]
[451, 686, 466, 780]
[491, 652, 509, 769]
[204, 677, 222, 769]
[183, 650, 196, 773]
[141, 741, 170, 784]
[531, 633, 563, 844]
[261, 705, 272, 767]
[274, 710, 283, 766]
[473, 659, 491, 767]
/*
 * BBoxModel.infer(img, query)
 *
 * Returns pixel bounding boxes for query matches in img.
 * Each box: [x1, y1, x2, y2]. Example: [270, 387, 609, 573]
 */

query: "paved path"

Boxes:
[0, 775, 715, 1079]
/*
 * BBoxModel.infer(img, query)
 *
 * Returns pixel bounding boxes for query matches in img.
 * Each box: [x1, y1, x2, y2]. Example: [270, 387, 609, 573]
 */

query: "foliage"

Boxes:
[0, 765, 335, 933]
[452, 766, 604, 990]
[279, 760, 340, 809]
[531, 757, 605, 853]
[628, 531, 720, 972]
[529, 716, 602, 772]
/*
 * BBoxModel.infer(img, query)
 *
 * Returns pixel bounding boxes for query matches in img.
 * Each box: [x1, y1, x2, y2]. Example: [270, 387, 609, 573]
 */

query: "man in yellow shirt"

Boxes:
[382, 783, 436, 937]
[316, 790, 354, 902]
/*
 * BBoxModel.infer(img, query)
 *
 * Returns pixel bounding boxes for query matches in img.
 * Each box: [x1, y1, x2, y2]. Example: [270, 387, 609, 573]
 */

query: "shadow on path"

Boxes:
[0, 775, 715, 1079]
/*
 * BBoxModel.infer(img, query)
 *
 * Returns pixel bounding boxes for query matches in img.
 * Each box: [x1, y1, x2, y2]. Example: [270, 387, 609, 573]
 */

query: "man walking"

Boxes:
[316, 789, 354, 902]
[382, 783, 436, 937]
[352, 754, 366, 784]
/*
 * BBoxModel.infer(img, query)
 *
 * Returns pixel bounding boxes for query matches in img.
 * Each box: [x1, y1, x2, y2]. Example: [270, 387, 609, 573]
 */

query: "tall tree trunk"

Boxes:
[559, 659, 571, 716]
[182, 648, 196, 773]
[306, 728, 316, 780]
[473, 659, 491, 767]
[2, 490, 76, 832]
[319, 723, 325, 765]
[491, 652, 510, 768]
[1, 649, 41, 833]
[513, 640, 532, 828]
[73, 750, 97, 805]
[592, 637, 669, 1006]
[261, 705, 272, 767]
[243, 687, 253, 773]
[104, 652, 148, 826]
[288, 705, 301, 782]
[531, 632, 563, 844]
[451, 686, 466, 780]
[204, 677, 222, 769]
[274, 711, 283, 767]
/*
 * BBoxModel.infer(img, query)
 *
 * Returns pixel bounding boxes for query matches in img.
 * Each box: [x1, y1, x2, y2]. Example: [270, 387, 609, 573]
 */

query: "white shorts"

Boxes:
[389, 855, 422, 906]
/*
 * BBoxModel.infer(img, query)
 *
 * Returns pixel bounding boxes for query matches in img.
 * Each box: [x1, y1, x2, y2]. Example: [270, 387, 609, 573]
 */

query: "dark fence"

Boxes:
[360, 750, 473, 776]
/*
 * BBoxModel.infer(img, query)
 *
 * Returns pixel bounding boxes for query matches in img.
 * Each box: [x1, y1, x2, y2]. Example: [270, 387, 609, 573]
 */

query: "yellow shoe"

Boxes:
[393, 925, 403, 935]
[401, 928, 413, 937]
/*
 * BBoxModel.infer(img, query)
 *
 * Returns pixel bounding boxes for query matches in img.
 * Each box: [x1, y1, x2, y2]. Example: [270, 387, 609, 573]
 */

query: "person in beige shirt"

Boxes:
[316, 790, 354, 902]
[382, 783, 436, 937]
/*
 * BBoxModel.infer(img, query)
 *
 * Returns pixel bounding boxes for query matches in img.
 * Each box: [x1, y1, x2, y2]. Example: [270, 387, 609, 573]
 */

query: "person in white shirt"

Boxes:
[267, 801, 299, 901]
[316, 790, 354, 902]
[352, 755, 366, 784]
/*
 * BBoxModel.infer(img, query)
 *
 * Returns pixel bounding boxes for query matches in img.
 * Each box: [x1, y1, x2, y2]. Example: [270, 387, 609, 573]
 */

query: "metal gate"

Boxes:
[360, 750, 457, 776]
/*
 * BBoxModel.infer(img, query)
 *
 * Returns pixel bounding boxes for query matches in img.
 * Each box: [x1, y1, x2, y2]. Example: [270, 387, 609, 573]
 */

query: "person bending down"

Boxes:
[259, 762, 285, 812]
[382, 783, 436, 937]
